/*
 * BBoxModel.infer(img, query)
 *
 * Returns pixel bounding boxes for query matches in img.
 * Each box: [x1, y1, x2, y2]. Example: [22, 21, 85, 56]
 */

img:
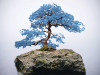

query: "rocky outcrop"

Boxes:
[14, 49, 86, 74]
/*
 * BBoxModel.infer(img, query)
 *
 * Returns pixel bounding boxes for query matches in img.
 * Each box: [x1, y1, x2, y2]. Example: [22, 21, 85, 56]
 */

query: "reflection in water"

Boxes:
[15, 65, 86, 75]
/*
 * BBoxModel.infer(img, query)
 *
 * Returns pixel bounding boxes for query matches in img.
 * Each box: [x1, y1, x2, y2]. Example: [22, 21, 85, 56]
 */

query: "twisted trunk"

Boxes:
[43, 21, 51, 46]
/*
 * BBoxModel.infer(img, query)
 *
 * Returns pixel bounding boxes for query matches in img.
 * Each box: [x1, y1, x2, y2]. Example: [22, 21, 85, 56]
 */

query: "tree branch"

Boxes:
[50, 16, 71, 28]
[45, 11, 56, 16]
[44, 30, 62, 38]
[28, 38, 44, 46]
[51, 24, 71, 28]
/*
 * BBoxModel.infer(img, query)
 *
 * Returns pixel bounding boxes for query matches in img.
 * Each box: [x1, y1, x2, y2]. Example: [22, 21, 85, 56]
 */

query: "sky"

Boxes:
[0, 0, 100, 53]
[0, 0, 100, 74]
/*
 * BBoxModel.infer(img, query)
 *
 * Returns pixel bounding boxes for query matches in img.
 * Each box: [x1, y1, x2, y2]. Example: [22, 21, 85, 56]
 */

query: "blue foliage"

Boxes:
[15, 29, 47, 48]
[50, 33, 65, 44]
[47, 39, 59, 49]
[15, 3, 85, 49]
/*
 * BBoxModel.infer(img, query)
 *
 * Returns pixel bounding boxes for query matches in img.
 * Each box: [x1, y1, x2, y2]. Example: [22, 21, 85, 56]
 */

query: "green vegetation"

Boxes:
[70, 51, 74, 54]
[40, 46, 52, 51]
[31, 51, 34, 53]
[41, 64, 43, 67]
[43, 60, 46, 65]
[81, 66, 85, 71]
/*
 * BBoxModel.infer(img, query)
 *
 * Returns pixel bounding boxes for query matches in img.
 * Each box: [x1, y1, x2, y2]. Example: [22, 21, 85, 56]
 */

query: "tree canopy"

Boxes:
[15, 3, 85, 49]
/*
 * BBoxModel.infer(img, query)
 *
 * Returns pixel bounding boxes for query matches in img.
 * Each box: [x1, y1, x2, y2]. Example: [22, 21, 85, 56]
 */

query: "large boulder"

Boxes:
[14, 49, 86, 74]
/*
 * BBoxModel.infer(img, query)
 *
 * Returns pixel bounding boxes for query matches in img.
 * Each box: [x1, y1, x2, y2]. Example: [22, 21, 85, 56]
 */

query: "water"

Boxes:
[0, 49, 100, 75]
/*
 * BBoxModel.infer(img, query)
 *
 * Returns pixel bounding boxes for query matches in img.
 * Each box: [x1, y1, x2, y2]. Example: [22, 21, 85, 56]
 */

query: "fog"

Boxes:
[0, 0, 100, 75]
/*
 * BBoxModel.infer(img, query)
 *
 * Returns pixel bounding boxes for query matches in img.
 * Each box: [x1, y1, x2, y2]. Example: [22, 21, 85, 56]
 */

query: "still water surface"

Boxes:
[0, 49, 100, 75]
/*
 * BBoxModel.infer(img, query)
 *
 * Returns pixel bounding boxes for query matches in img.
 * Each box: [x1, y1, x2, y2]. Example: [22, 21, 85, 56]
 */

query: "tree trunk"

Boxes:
[43, 21, 51, 47]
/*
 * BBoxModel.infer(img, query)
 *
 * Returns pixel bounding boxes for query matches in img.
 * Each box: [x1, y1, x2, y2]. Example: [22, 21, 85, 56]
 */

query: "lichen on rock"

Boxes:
[14, 49, 86, 74]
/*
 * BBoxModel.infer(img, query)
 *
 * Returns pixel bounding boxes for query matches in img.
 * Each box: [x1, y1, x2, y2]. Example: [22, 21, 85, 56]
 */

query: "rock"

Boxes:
[14, 49, 86, 74]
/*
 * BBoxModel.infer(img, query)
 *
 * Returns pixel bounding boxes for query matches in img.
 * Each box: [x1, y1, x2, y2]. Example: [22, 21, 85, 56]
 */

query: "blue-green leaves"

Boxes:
[15, 29, 47, 48]
[15, 3, 85, 49]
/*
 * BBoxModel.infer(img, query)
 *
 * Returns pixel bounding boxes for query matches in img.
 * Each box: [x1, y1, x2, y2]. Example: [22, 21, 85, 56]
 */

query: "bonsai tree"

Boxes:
[15, 3, 85, 49]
